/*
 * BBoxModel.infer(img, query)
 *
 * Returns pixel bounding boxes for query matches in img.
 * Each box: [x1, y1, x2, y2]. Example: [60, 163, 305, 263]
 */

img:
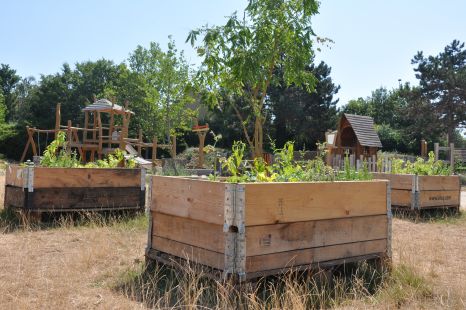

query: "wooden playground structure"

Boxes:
[20, 99, 176, 165]
[192, 120, 210, 169]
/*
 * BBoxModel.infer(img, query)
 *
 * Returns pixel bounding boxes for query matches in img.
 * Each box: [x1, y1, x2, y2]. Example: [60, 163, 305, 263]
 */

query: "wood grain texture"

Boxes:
[30, 187, 143, 210]
[245, 239, 387, 273]
[5, 165, 26, 187]
[151, 176, 226, 225]
[391, 189, 412, 207]
[152, 212, 225, 253]
[151, 236, 225, 270]
[372, 173, 414, 190]
[243, 180, 388, 225]
[4, 186, 25, 208]
[245, 215, 387, 256]
[33, 167, 141, 188]
[418, 175, 460, 191]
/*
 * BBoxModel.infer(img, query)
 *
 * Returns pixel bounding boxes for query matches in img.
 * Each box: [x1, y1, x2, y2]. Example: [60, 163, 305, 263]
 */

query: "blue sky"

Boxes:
[1, 0, 465, 106]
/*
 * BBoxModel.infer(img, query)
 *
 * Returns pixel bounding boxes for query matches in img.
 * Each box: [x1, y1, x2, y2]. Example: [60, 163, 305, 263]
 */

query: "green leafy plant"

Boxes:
[380, 152, 451, 176]
[222, 141, 372, 183]
[221, 141, 249, 183]
[40, 132, 137, 169]
[40, 132, 81, 168]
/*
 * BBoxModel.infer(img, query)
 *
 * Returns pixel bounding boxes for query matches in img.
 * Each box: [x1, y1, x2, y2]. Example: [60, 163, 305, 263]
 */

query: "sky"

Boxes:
[1, 0, 465, 106]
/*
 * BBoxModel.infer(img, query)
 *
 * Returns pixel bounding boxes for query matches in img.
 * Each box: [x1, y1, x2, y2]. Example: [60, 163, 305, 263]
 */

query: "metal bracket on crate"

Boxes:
[140, 168, 146, 191]
[410, 175, 420, 210]
[234, 184, 246, 278]
[223, 183, 246, 281]
[386, 181, 392, 260]
[27, 165, 34, 193]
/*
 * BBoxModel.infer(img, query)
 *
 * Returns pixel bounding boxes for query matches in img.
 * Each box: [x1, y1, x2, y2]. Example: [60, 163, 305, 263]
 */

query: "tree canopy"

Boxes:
[188, 0, 321, 157]
[412, 39, 466, 143]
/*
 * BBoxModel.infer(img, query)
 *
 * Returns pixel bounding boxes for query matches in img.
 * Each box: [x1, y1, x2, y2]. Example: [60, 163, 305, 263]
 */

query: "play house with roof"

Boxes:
[326, 114, 382, 166]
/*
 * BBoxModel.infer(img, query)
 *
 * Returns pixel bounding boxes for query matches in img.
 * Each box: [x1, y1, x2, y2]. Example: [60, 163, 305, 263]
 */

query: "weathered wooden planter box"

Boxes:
[373, 173, 460, 211]
[146, 176, 391, 282]
[4, 164, 145, 218]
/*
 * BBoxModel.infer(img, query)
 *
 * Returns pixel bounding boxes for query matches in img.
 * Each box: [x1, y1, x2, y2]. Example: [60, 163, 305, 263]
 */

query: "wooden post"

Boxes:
[92, 112, 97, 141]
[171, 135, 176, 158]
[97, 112, 103, 159]
[20, 127, 37, 162]
[420, 139, 427, 157]
[84, 111, 89, 143]
[67, 120, 72, 154]
[450, 143, 455, 173]
[197, 131, 208, 168]
[55, 103, 61, 138]
[138, 129, 143, 156]
[434, 143, 439, 160]
[109, 102, 115, 146]
[372, 155, 376, 172]
[152, 137, 158, 164]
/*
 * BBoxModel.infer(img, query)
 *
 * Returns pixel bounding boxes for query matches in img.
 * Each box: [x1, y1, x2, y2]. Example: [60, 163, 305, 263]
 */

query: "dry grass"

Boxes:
[0, 169, 465, 309]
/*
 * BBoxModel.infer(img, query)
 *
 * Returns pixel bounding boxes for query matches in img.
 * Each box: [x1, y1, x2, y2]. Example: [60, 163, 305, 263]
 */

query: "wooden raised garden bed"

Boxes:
[146, 176, 391, 282]
[373, 173, 460, 211]
[4, 164, 145, 219]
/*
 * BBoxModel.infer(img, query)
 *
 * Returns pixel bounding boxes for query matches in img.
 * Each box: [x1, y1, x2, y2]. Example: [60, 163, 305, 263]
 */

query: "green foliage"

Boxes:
[412, 40, 466, 143]
[222, 141, 372, 183]
[189, 0, 321, 156]
[379, 151, 451, 176]
[40, 132, 81, 168]
[128, 38, 195, 142]
[221, 141, 249, 183]
[40, 132, 137, 168]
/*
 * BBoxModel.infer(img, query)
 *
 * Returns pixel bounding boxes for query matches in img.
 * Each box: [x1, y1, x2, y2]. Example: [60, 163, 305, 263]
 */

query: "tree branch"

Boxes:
[230, 100, 253, 148]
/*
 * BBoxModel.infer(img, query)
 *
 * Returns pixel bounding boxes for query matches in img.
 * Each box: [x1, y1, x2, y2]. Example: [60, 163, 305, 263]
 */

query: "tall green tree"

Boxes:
[128, 38, 194, 143]
[269, 61, 339, 148]
[188, 0, 321, 157]
[0, 64, 21, 121]
[412, 40, 466, 143]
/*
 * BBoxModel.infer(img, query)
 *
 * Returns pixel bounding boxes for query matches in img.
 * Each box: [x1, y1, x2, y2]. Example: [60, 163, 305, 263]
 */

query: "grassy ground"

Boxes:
[0, 170, 465, 309]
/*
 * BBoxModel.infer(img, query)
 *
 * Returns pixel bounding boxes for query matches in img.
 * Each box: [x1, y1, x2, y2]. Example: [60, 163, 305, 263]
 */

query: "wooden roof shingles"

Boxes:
[344, 114, 382, 148]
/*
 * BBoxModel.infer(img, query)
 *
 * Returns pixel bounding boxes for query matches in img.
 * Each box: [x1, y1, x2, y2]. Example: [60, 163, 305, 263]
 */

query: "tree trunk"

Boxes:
[253, 117, 263, 158]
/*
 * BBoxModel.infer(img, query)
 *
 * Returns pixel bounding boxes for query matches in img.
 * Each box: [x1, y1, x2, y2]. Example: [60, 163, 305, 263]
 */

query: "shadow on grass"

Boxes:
[113, 257, 430, 309]
[0, 207, 147, 233]
[393, 208, 465, 224]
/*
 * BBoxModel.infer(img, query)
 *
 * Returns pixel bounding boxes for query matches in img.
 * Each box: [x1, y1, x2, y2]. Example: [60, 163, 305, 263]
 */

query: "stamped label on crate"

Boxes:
[260, 234, 272, 246]
[428, 195, 452, 202]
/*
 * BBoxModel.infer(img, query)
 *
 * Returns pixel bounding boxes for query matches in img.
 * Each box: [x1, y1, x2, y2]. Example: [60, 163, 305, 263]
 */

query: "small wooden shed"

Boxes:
[332, 114, 382, 159]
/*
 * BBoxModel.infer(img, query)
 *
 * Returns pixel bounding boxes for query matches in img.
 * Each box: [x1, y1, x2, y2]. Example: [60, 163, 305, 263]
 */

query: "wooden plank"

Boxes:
[245, 215, 387, 256]
[152, 212, 225, 253]
[30, 187, 143, 210]
[4, 186, 25, 209]
[391, 189, 412, 207]
[418, 175, 460, 191]
[372, 173, 414, 190]
[151, 236, 225, 270]
[151, 176, 226, 225]
[33, 168, 140, 188]
[419, 190, 460, 208]
[5, 165, 26, 187]
[243, 180, 387, 226]
[245, 239, 387, 273]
